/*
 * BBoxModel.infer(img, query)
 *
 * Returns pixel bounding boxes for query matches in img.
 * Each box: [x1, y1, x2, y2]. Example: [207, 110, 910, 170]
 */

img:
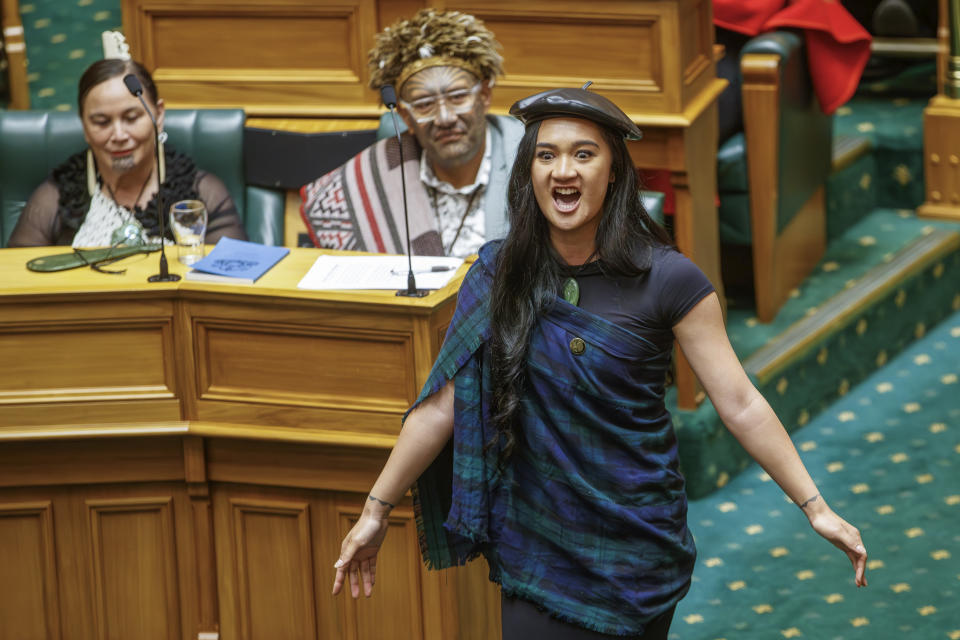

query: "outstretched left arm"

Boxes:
[673, 293, 867, 587]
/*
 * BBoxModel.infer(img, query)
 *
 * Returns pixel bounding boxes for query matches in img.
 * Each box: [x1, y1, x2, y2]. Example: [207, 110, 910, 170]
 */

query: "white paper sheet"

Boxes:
[296, 255, 464, 290]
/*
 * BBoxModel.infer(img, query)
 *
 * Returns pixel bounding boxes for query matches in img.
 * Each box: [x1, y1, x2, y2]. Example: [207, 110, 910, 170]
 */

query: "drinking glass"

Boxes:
[169, 200, 208, 265]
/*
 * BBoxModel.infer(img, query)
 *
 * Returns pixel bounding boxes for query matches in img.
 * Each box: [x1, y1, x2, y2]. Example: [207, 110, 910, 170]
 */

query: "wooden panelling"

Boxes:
[0, 298, 179, 426]
[0, 324, 171, 395]
[2, 243, 481, 638]
[194, 401, 406, 436]
[152, 12, 357, 73]
[123, 0, 383, 116]
[87, 497, 182, 640]
[450, 4, 668, 116]
[211, 484, 461, 640]
[0, 399, 182, 429]
[122, 0, 719, 125]
[488, 16, 661, 90]
[454, 559, 500, 640]
[174, 291, 455, 433]
[229, 498, 318, 640]
[0, 437, 184, 488]
[377, 0, 426, 30]
[627, 127, 687, 172]
[0, 501, 60, 640]
[0, 485, 199, 640]
[442, 0, 719, 122]
[338, 505, 425, 640]
[194, 321, 417, 411]
[678, 0, 713, 92]
[0, 444, 496, 640]
[206, 439, 389, 493]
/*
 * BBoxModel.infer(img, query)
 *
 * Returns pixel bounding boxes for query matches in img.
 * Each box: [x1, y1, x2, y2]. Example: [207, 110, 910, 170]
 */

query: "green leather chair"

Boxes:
[0, 109, 285, 247]
[717, 32, 832, 322]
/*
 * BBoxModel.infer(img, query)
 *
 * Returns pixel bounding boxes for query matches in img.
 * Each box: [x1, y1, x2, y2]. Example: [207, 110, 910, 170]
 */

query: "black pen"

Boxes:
[390, 265, 457, 276]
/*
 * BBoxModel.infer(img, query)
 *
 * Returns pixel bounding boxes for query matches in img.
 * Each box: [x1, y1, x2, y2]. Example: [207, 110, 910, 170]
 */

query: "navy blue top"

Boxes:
[412, 241, 716, 636]
[558, 245, 716, 350]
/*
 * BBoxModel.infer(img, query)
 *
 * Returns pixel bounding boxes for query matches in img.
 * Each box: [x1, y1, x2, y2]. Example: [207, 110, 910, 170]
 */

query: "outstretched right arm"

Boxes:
[332, 379, 456, 598]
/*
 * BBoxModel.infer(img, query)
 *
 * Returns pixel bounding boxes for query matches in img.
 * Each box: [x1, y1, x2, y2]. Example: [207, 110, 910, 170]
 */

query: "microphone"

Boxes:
[122, 73, 142, 97]
[381, 84, 427, 298]
[123, 73, 180, 282]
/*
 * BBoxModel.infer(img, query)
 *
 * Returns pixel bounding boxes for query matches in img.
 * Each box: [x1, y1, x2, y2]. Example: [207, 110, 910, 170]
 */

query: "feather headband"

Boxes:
[368, 9, 503, 93]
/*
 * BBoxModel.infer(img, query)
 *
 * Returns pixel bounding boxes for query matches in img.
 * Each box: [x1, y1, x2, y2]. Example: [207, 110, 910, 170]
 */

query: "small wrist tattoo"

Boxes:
[798, 493, 821, 510]
[369, 494, 395, 510]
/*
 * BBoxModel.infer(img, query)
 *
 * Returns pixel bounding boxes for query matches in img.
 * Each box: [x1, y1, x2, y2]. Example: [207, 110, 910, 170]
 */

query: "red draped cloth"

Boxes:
[644, 0, 870, 217]
[714, 0, 871, 114]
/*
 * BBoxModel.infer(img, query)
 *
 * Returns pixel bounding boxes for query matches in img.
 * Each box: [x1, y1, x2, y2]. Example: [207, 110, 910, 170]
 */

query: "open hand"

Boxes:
[332, 512, 390, 598]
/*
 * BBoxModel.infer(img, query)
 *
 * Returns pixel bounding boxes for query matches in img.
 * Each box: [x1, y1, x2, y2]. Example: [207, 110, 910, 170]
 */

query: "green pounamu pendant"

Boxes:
[562, 277, 580, 306]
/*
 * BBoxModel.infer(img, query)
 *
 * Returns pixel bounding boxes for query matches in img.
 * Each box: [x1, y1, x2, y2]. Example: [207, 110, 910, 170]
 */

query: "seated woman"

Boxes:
[8, 59, 246, 247]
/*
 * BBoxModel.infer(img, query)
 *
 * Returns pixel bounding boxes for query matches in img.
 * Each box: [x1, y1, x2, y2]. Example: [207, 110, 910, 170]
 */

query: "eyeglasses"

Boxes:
[399, 83, 483, 124]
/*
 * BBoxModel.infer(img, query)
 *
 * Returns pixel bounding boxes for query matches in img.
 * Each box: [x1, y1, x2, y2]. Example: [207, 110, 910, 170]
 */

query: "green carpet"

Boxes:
[672, 309, 960, 639]
[16, 0, 122, 111]
[725, 208, 958, 360]
[833, 95, 928, 212]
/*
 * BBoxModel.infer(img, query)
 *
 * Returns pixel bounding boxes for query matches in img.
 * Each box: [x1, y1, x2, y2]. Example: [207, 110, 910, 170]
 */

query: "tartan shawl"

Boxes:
[410, 241, 696, 636]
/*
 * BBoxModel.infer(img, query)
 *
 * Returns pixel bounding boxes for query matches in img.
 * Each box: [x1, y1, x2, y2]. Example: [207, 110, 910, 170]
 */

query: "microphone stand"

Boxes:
[123, 74, 179, 283]
[381, 85, 428, 298]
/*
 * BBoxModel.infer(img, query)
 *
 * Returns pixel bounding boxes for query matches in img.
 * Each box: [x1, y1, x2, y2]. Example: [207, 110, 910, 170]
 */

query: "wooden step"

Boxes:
[832, 133, 873, 173]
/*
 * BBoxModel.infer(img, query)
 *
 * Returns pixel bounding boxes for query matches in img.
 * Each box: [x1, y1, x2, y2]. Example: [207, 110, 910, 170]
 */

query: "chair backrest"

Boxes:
[0, 108, 264, 246]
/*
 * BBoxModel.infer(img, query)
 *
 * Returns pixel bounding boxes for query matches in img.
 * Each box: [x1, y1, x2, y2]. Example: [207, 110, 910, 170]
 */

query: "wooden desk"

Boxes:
[0, 247, 498, 640]
[129, 0, 724, 407]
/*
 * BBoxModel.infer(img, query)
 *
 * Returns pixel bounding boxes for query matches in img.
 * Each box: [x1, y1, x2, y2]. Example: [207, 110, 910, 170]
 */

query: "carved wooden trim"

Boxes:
[122, 0, 381, 116]
[228, 498, 317, 640]
[181, 436, 219, 630]
[0, 318, 177, 406]
[87, 497, 181, 640]
[192, 319, 418, 411]
[0, 501, 60, 639]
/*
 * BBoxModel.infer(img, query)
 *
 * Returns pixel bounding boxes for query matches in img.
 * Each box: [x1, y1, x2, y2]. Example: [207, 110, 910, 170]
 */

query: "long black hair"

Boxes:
[488, 118, 672, 463]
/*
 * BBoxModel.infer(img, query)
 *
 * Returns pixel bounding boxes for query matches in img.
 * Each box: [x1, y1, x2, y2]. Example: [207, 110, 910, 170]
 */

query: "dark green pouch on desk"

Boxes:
[26, 245, 160, 272]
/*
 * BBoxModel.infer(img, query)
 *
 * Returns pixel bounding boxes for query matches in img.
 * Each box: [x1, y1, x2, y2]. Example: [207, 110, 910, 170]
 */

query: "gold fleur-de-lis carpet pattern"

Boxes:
[672, 311, 960, 639]
[833, 96, 929, 214]
[4, 0, 121, 111]
[724, 210, 957, 360]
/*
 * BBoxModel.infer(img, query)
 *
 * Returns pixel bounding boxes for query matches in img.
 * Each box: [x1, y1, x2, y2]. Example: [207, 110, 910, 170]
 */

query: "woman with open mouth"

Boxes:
[332, 86, 868, 639]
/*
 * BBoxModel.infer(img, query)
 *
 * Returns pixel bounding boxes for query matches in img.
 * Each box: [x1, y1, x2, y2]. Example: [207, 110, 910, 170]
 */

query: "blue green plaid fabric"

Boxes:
[410, 241, 696, 636]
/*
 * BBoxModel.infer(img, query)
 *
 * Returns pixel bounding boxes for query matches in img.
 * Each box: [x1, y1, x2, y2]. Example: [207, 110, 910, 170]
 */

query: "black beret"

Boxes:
[509, 86, 642, 140]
